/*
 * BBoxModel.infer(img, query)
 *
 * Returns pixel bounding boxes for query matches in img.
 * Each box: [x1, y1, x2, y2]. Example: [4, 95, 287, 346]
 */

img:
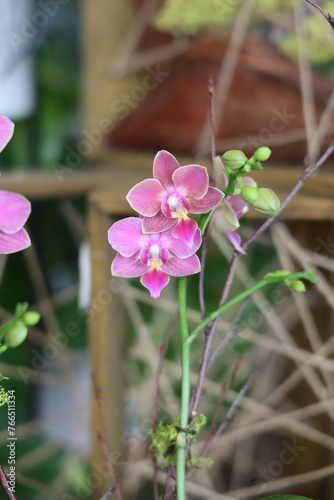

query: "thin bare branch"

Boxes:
[92, 376, 122, 500]
[208, 357, 242, 437]
[152, 311, 178, 500]
[243, 140, 334, 250]
[0, 465, 17, 500]
[304, 0, 334, 30]
[208, 300, 249, 369]
[99, 486, 115, 500]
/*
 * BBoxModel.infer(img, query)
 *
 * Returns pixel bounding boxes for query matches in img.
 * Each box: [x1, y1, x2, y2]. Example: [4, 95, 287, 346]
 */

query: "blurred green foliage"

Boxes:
[153, 0, 294, 36]
[0, 1, 90, 498]
[153, 0, 334, 66]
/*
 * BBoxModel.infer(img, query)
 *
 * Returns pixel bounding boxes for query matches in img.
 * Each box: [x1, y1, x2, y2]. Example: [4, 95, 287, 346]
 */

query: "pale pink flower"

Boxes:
[127, 150, 223, 245]
[108, 217, 201, 298]
[0, 115, 14, 153]
[0, 191, 31, 254]
[212, 177, 256, 255]
[0, 115, 31, 254]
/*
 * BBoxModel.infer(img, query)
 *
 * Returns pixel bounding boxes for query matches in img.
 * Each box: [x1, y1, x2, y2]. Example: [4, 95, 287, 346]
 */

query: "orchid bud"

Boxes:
[213, 156, 228, 190]
[213, 201, 239, 234]
[290, 280, 306, 293]
[254, 147, 271, 162]
[5, 322, 28, 348]
[249, 187, 280, 216]
[23, 311, 41, 326]
[241, 185, 259, 204]
[252, 161, 263, 171]
[221, 150, 248, 171]
[243, 162, 252, 173]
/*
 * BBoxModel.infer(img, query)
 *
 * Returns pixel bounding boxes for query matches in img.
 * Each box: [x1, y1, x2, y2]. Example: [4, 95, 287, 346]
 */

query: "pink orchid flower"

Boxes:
[0, 115, 31, 254]
[108, 217, 201, 299]
[212, 177, 256, 255]
[0, 115, 14, 153]
[127, 150, 223, 245]
[0, 191, 31, 254]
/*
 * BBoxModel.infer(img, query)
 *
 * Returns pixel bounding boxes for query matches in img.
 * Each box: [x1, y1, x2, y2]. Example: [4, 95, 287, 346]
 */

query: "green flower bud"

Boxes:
[250, 187, 280, 216]
[221, 150, 248, 171]
[252, 161, 263, 171]
[290, 280, 306, 293]
[241, 185, 259, 204]
[5, 322, 28, 348]
[254, 147, 271, 162]
[23, 311, 41, 326]
[243, 162, 252, 173]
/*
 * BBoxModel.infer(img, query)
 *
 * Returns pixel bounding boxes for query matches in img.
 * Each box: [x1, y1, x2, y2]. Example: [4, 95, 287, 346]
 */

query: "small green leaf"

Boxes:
[198, 211, 213, 234]
[259, 495, 314, 500]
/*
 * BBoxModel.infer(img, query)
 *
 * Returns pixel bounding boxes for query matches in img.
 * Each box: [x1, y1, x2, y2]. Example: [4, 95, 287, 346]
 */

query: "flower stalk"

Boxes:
[187, 270, 318, 345]
[176, 276, 191, 500]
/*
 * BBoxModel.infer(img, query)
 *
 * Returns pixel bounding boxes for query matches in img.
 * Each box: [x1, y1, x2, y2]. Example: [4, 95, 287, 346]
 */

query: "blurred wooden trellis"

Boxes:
[1, 0, 334, 498]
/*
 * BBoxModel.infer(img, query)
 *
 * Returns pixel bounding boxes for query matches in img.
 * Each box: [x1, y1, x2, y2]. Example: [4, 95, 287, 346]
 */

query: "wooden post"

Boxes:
[83, 0, 140, 162]
[88, 197, 126, 499]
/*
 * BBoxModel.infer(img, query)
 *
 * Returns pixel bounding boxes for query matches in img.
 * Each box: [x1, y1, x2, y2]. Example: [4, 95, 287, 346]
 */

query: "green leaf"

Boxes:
[259, 495, 314, 500]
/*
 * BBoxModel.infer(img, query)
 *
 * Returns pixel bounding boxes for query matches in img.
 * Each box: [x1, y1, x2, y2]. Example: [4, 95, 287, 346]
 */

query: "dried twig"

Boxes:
[0, 465, 17, 500]
[92, 376, 122, 500]
[208, 299, 249, 369]
[152, 311, 178, 500]
[190, 252, 240, 416]
[244, 140, 334, 251]
[304, 0, 334, 30]
[197, 375, 251, 462]
[99, 486, 115, 500]
[208, 357, 242, 437]
[199, 78, 217, 318]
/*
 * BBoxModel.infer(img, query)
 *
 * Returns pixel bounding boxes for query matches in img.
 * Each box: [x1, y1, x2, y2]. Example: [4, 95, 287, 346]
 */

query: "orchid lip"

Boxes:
[167, 192, 189, 219]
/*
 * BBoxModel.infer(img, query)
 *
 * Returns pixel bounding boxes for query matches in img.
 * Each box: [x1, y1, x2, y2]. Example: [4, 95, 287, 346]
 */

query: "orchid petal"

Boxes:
[142, 212, 176, 234]
[0, 228, 31, 254]
[112, 253, 147, 277]
[153, 150, 180, 192]
[213, 201, 240, 234]
[141, 268, 169, 299]
[161, 201, 172, 218]
[127, 179, 166, 217]
[159, 226, 202, 258]
[0, 115, 14, 153]
[108, 217, 149, 257]
[188, 186, 223, 214]
[213, 156, 229, 190]
[172, 217, 198, 246]
[173, 165, 209, 199]
[0, 191, 31, 233]
[161, 247, 169, 264]
[226, 232, 246, 255]
[162, 254, 200, 276]
[140, 248, 148, 265]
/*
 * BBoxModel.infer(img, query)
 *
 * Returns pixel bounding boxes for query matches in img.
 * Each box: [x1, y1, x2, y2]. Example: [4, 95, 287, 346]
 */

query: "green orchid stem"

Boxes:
[187, 271, 316, 345]
[197, 210, 214, 235]
[236, 175, 244, 188]
[177, 276, 191, 500]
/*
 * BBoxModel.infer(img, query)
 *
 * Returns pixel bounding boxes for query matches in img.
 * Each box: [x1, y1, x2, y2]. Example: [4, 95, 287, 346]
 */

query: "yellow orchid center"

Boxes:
[175, 210, 187, 220]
